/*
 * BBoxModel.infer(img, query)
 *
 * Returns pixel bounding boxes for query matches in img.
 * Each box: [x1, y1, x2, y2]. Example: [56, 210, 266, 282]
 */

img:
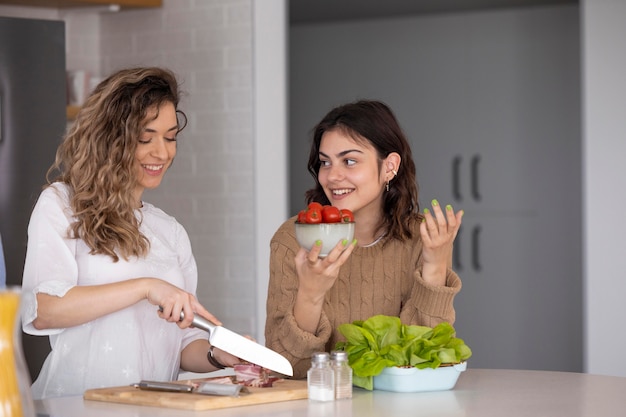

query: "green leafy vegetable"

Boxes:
[335, 315, 472, 390]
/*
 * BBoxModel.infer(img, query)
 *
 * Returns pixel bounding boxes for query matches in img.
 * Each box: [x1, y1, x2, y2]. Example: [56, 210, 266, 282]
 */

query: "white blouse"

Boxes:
[21, 183, 206, 399]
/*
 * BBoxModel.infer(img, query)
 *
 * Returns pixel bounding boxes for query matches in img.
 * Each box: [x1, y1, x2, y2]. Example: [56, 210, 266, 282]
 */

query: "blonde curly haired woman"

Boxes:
[21, 67, 238, 399]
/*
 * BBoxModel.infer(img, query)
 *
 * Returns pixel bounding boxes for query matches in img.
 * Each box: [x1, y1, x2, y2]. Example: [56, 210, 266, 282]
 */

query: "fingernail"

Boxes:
[315, 240, 322, 246]
[424, 208, 430, 214]
[446, 204, 452, 211]
[432, 199, 439, 206]
[421, 217, 426, 223]
[352, 239, 358, 245]
[460, 210, 465, 217]
[342, 239, 348, 246]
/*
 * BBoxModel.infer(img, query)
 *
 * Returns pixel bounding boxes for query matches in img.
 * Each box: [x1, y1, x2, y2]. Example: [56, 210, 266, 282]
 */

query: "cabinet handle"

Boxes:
[471, 225, 482, 271]
[471, 154, 481, 201]
[452, 155, 462, 202]
[453, 226, 462, 271]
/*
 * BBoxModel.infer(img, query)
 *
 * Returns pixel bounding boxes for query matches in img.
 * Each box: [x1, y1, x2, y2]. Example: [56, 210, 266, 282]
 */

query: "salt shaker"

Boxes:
[331, 350, 353, 399]
[307, 352, 335, 402]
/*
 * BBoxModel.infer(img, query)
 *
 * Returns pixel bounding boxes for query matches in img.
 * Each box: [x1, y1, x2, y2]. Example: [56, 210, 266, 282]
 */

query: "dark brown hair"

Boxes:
[305, 100, 421, 241]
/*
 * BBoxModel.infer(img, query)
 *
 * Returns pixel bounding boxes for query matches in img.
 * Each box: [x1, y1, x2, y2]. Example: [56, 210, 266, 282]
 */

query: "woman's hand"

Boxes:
[211, 346, 246, 368]
[420, 199, 463, 286]
[292, 239, 356, 333]
[145, 278, 221, 328]
[181, 339, 243, 372]
[295, 239, 355, 298]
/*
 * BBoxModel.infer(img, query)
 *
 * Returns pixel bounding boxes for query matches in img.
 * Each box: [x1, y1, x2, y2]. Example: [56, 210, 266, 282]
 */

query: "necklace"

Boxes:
[362, 231, 387, 248]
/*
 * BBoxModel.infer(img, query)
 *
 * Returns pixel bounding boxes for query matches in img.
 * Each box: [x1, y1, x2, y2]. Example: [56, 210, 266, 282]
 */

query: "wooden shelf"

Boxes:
[0, 0, 161, 9]
[66, 105, 80, 120]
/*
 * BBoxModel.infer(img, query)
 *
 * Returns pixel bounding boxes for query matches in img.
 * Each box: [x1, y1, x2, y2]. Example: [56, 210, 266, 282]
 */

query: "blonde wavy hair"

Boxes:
[46, 67, 187, 262]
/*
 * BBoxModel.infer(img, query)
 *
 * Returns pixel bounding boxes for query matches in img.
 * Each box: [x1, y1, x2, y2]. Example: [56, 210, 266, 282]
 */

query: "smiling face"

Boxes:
[133, 101, 179, 204]
[317, 129, 389, 224]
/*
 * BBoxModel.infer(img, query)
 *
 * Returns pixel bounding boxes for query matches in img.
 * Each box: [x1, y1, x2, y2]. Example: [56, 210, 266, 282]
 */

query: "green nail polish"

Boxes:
[446, 204, 452, 211]
[342, 239, 348, 246]
[432, 199, 439, 206]
[424, 208, 430, 214]
[315, 240, 322, 246]
[352, 239, 358, 245]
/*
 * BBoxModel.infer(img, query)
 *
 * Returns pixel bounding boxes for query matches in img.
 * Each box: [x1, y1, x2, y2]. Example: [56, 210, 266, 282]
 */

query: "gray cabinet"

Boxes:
[0, 16, 66, 381]
[290, 5, 582, 371]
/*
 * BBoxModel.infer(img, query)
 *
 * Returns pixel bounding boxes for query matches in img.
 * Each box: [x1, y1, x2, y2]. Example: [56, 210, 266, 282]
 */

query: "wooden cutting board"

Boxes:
[84, 378, 308, 411]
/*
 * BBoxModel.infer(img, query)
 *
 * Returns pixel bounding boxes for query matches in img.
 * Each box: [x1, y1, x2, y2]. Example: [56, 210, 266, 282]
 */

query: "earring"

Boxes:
[392, 169, 397, 176]
[386, 181, 390, 192]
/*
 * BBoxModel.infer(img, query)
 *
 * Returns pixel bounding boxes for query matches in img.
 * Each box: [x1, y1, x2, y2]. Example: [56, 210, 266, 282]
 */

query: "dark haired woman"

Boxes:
[265, 100, 463, 378]
[21, 67, 239, 398]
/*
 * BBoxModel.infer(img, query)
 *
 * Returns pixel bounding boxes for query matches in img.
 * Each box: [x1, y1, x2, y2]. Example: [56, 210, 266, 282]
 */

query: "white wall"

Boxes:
[252, 1, 288, 343]
[0, 0, 288, 341]
[582, 0, 626, 376]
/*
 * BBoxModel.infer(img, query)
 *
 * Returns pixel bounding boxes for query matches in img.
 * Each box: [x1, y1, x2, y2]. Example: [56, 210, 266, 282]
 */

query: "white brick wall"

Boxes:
[0, 0, 287, 339]
[96, 0, 257, 335]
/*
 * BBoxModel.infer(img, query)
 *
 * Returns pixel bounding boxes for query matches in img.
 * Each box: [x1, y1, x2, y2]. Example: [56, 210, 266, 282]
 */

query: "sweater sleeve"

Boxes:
[400, 267, 462, 327]
[264, 220, 332, 379]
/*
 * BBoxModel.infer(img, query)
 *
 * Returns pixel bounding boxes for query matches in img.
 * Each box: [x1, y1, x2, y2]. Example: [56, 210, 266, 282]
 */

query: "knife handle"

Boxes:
[181, 311, 217, 335]
[157, 306, 217, 335]
[135, 380, 193, 393]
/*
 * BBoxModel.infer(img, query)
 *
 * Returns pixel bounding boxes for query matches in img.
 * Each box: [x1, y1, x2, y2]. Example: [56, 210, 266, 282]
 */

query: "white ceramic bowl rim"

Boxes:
[372, 362, 467, 393]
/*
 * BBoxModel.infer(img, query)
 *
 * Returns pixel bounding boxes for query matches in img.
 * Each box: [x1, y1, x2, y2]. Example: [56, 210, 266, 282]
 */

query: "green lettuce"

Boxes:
[335, 315, 472, 390]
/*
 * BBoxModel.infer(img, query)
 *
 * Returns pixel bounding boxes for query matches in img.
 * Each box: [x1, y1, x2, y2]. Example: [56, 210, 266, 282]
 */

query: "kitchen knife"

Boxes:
[161, 307, 293, 377]
[187, 312, 293, 377]
[134, 380, 248, 397]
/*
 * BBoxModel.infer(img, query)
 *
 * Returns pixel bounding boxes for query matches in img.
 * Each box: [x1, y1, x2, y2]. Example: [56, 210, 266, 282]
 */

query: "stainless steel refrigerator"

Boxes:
[0, 16, 67, 381]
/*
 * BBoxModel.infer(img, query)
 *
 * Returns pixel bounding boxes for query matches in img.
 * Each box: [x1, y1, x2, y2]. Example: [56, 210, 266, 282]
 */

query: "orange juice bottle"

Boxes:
[0, 288, 35, 417]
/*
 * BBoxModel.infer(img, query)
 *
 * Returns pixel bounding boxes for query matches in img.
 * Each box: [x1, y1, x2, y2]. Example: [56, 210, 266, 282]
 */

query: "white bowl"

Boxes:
[294, 222, 355, 257]
[372, 362, 467, 393]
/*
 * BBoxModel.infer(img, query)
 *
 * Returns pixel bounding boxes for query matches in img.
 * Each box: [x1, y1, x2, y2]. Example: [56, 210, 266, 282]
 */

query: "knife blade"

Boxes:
[161, 307, 293, 377]
[187, 312, 293, 377]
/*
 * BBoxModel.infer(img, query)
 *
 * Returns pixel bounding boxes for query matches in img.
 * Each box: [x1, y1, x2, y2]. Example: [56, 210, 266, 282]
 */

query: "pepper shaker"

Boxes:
[331, 350, 352, 399]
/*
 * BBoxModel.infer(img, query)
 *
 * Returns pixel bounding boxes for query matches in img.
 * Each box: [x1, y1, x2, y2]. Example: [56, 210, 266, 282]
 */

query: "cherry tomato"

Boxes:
[322, 205, 341, 223]
[340, 209, 354, 223]
[297, 209, 307, 223]
[308, 202, 323, 211]
[305, 208, 322, 224]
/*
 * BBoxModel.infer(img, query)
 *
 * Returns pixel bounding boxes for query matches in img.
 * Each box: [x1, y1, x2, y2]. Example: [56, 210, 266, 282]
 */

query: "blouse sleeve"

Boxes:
[173, 220, 207, 349]
[21, 185, 79, 336]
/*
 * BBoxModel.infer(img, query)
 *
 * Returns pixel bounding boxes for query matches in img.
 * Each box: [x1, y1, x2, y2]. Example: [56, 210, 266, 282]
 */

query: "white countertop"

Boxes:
[35, 368, 626, 417]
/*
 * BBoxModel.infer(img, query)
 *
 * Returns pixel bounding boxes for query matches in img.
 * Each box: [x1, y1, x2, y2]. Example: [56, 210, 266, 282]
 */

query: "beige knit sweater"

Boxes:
[265, 216, 462, 379]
